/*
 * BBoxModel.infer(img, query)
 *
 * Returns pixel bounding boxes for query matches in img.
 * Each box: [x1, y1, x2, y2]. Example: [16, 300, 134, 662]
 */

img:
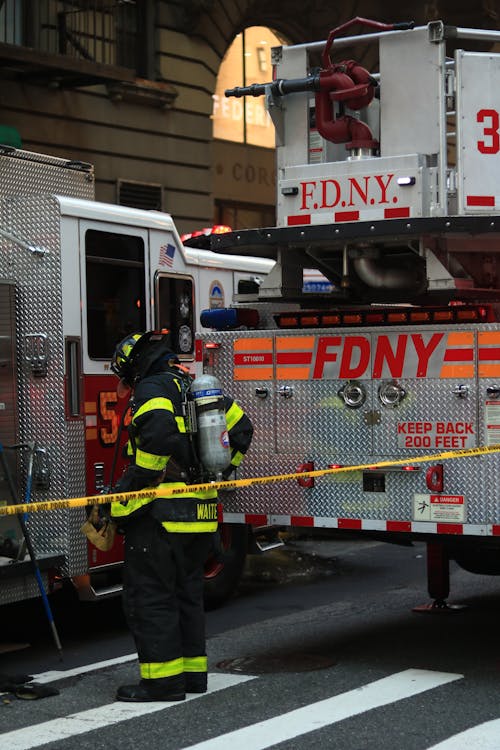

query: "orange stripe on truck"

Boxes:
[276, 336, 315, 380]
[234, 338, 274, 381]
[479, 363, 500, 378]
[478, 332, 500, 377]
[276, 366, 311, 380]
[234, 366, 273, 381]
[234, 337, 272, 351]
[276, 335, 315, 351]
[446, 331, 474, 346]
[439, 364, 474, 379]
[439, 332, 475, 378]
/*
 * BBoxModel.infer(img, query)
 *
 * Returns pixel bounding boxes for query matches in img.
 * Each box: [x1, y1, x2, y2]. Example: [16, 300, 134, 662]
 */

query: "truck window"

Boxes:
[85, 230, 146, 359]
[156, 275, 194, 358]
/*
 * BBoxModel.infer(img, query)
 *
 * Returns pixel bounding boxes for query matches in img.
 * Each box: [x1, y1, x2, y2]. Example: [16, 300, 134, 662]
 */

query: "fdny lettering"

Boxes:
[312, 333, 445, 380]
[300, 174, 396, 211]
[197, 502, 218, 520]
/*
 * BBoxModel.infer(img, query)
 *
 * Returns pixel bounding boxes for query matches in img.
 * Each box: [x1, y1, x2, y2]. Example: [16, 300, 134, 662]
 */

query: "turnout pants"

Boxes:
[122, 513, 213, 692]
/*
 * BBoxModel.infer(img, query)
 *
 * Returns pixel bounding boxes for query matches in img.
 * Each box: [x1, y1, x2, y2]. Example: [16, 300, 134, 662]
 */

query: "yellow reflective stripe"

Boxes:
[197, 487, 218, 500]
[226, 401, 243, 430]
[135, 447, 169, 471]
[111, 494, 154, 518]
[162, 521, 218, 533]
[140, 658, 184, 679]
[184, 656, 207, 673]
[231, 450, 244, 468]
[133, 397, 174, 421]
[175, 416, 186, 433]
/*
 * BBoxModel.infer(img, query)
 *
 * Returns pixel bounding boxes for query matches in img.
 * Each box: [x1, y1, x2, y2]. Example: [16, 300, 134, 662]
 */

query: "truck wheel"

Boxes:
[203, 523, 248, 609]
[453, 547, 500, 575]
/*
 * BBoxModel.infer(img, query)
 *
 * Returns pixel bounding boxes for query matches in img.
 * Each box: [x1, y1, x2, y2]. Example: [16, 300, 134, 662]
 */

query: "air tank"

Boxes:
[190, 374, 231, 477]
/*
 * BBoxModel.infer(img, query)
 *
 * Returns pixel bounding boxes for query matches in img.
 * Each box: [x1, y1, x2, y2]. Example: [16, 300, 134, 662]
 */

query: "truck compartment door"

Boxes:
[274, 332, 374, 456]
[372, 330, 477, 457]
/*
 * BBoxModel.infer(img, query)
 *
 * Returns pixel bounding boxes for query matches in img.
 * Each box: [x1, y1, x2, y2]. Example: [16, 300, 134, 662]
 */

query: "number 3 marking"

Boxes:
[477, 109, 500, 154]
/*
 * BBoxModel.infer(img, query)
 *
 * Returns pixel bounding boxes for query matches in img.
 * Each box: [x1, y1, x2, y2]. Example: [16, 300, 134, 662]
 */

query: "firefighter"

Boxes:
[222, 395, 253, 479]
[109, 330, 252, 702]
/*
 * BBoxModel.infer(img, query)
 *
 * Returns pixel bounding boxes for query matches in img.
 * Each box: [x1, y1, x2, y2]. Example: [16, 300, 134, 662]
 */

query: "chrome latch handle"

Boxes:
[378, 381, 406, 407]
[338, 381, 366, 408]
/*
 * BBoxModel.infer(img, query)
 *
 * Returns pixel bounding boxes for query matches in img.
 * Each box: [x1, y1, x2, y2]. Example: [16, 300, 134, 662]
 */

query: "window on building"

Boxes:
[0, 0, 22, 45]
[256, 47, 267, 73]
[215, 200, 275, 231]
[212, 26, 285, 147]
[0, 1, 151, 76]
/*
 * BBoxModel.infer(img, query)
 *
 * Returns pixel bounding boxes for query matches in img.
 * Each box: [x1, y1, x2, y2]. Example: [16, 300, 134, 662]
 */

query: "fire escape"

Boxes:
[0, 0, 176, 105]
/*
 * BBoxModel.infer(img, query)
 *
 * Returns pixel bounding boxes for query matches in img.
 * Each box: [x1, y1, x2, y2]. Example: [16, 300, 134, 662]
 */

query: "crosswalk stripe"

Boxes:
[183, 669, 463, 750]
[1, 673, 256, 750]
[426, 718, 500, 749]
[32, 653, 138, 684]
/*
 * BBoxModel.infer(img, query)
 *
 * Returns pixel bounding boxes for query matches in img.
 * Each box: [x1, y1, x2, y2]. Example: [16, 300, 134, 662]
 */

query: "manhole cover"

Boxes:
[216, 653, 336, 674]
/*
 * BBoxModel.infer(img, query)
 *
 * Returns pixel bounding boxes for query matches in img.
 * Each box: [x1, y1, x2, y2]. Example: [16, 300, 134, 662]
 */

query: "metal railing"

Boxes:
[0, 0, 137, 69]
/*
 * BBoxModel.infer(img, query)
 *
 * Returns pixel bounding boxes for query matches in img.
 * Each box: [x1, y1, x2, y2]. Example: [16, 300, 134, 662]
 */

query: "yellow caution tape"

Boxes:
[1, 443, 500, 516]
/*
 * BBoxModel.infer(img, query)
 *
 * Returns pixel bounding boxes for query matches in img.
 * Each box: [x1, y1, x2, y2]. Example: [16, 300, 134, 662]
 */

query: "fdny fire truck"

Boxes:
[189, 17, 500, 607]
[0, 145, 272, 608]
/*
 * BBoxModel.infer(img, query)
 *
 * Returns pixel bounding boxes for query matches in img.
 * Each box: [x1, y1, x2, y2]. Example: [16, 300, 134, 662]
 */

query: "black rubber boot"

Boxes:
[185, 673, 207, 694]
[116, 678, 185, 703]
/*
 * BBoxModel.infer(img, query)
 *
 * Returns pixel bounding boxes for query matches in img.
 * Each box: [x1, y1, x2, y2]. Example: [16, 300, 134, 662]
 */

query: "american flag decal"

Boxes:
[159, 243, 175, 267]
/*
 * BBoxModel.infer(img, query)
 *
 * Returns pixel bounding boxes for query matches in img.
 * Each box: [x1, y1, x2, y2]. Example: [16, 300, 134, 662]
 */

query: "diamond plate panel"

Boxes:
[201, 324, 500, 527]
[0, 280, 24, 587]
[0, 195, 87, 605]
[276, 379, 373, 455]
[0, 151, 94, 604]
[0, 147, 94, 200]
[0, 571, 49, 607]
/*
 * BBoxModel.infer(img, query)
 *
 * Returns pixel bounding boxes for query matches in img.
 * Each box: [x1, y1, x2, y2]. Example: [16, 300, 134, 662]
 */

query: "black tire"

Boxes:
[453, 547, 500, 575]
[203, 523, 248, 609]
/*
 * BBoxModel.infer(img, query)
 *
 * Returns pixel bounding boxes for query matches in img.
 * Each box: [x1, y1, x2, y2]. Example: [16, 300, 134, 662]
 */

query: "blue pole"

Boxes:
[22, 442, 34, 524]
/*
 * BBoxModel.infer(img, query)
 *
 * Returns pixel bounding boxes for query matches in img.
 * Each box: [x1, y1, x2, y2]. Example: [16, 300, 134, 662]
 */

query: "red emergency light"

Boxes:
[274, 304, 493, 329]
[211, 225, 232, 234]
[180, 225, 232, 243]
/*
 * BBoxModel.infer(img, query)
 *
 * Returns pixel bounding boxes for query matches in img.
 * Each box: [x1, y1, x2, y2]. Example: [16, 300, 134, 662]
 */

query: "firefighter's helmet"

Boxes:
[111, 330, 175, 386]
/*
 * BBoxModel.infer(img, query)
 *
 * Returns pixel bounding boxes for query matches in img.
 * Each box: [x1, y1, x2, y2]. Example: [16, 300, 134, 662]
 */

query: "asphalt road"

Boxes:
[1, 534, 500, 749]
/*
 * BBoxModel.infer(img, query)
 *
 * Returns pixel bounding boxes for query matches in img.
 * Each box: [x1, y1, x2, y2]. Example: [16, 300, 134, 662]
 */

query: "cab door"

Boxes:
[78, 219, 149, 567]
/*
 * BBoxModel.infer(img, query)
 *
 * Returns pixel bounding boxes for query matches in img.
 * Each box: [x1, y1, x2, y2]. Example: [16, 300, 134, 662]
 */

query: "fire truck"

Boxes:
[0, 145, 272, 608]
[189, 17, 500, 608]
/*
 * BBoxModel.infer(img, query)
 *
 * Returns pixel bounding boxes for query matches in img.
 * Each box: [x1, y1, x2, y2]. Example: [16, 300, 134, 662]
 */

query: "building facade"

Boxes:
[0, 0, 497, 235]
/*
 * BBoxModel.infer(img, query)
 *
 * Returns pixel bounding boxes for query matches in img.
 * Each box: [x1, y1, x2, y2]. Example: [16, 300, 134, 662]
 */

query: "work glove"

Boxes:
[0, 673, 59, 701]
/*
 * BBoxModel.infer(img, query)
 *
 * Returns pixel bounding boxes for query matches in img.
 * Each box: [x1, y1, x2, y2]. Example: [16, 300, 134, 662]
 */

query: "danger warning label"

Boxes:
[413, 493, 466, 523]
[398, 421, 475, 450]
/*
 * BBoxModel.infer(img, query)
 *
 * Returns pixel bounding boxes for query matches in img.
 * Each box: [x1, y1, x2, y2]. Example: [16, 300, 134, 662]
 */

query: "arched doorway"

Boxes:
[211, 26, 287, 230]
